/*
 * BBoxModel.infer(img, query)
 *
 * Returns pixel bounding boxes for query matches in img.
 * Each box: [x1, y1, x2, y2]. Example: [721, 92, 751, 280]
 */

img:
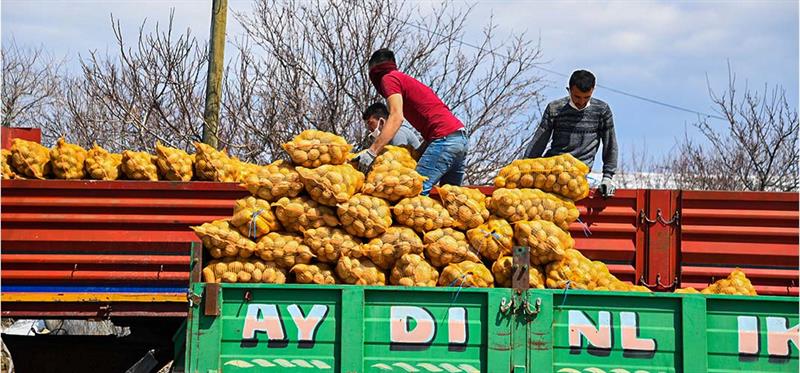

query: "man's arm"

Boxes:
[523, 109, 553, 159]
[600, 108, 618, 179]
[369, 94, 403, 155]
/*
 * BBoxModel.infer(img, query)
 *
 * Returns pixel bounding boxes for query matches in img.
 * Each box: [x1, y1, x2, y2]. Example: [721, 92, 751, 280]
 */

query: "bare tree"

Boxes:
[1, 38, 63, 128]
[657, 69, 799, 192]
[235, 0, 545, 182]
[61, 12, 209, 152]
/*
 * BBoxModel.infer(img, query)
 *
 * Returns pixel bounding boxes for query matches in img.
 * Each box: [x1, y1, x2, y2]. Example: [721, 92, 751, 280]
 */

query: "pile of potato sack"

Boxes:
[1, 134, 756, 295]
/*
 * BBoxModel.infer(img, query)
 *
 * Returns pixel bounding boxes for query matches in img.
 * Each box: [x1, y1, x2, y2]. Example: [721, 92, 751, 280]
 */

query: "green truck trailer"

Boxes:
[181, 282, 798, 373]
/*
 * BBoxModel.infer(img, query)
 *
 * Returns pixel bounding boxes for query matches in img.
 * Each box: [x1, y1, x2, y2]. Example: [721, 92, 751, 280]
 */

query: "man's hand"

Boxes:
[598, 176, 615, 198]
[354, 149, 377, 174]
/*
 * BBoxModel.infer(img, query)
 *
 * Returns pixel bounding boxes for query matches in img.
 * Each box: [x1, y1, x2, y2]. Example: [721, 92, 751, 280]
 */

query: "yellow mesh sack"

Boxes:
[392, 196, 454, 233]
[390, 254, 439, 287]
[291, 263, 338, 285]
[373, 145, 417, 168]
[85, 145, 122, 180]
[202, 257, 287, 284]
[513, 220, 574, 266]
[50, 137, 87, 179]
[437, 185, 490, 230]
[495, 153, 590, 201]
[296, 164, 364, 206]
[155, 141, 193, 181]
[191, 219, 257, 259]
[236, 160, 260, 183]
[230, 196, 281, 240]
[121, 150, 158, 181]
[438, 261, 494, 288]
[10, 138, 51, 179]
[193, 142, 240, 182]
[488, 188, 579, 231]
[336, 256, 386, 285]
[337, 193, 392, 238]
[2, 149, 16, 179]
[423, 228, 480, 268]
[466, 217, 513, 261]
[545, 249, 593, 290]
[492, 256, 546, 288]
[241, 160, 304, 202]
[256, 232, 314, 269]
[283, 130, 352, 167]
[362, 226, 424, 270]
[361, 163, 425, 202]
[302, 226, 362, 263]
[272, 196, 340, 233]
[674, 287, 701, 294]
[700, 269, 757, 296]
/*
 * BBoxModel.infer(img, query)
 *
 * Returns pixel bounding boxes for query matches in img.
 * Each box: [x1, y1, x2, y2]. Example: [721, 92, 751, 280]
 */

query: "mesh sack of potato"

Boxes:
[256, 232, 314, 269]
[390, 254, 439, 287]
[230, 196, 281, 240]
[495, 154, 590, 201]
[466, 217, 513, 261]
[545, 249, 594, 290]
[10, 138, 51, 179]
[155, 141, 193, 181]
[700, 269, 757, 296]
[437, 184, 490, 230]
[423, 228, 480, 268]
[241, 160, 304, 202]
[488, 188, 579, 230]
[236, 160, 260, 183]
[588, 260, 617, 290]
[193, 142, 240, 182]
[202, 257, 286, 284]
[303, 226, 362, 263]
[392, 196, 454, 233]
[296, 164, 364, 206]
[85, 145, 122, 180]
[674, 287, 701, 294]
[2, 149, 15, 179]
[362, 163, 426, 202]
[336, 256, 386, 285]
[50, 137, 87, 179]
[121, 150, 158, 181]
[272, 196, 340, 233]
[438, 261, 494, 288]
[291, 263, 337, 285]
[283, 130, 352, 168]
[191, 219, 256, 259]
[491, 256, 545, 289]
[336, 193, 392, 238]
[513, 220, 574, 266]
[373, 145, 417, 168]
[362, 226, 424, 270]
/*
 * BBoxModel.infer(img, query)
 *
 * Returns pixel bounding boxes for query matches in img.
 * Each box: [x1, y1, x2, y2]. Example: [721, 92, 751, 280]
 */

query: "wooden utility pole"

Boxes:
[202, 0, 228, 148]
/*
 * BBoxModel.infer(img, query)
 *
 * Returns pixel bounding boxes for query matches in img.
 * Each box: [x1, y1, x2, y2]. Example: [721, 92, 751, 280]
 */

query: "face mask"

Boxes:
[369, 127, 381, 139]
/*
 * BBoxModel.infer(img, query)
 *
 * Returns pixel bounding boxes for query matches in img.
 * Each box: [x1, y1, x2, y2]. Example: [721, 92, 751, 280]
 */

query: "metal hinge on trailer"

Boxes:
[638, 273, 678, 290]
[499, 246, 541, 321]
[638, 208, 680, 227]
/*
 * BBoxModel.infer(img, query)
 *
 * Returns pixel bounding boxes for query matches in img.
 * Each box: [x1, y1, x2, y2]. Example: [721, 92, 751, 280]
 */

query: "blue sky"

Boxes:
[3, 0, 798, 171]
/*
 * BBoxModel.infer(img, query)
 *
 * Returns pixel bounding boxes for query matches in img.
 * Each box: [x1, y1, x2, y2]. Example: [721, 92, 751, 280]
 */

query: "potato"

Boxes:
[230, 196, 281, 239]
[495, 153, 590, 201]
[437, 184, 490, 230]
[438, 261, 494, 288]
[336, 256, 385, 285]
[423, 228, 480, 268]
[361, 226, 424, 270]
[296, 164, 364, 206]
[191, 219, 257, 259]
[487, 188, 579, 231]
[303, 226, 362, 263]
[85, 145, 122, 180]
[337, 193, 392, 238]
[50, 137, 87, 179]
[390, 254, 438, 287]
[121, 150, 158, 181]
[392, 196, 453, 233]
[513, 220, 574, 266]
[256, 232, 314, 269]
[240, 160, 304, 202]
[291, 263, 337, 285]
[466, 217, 513, 261]
[362, 163, 425, 202]
[193, 142, 240, 182]
[492, 256, 545, 288]
[155, 141, 193, 181]
[283, 129, 352, 168]
[10, 138, 51, 179]
[272, 196, 340, 233]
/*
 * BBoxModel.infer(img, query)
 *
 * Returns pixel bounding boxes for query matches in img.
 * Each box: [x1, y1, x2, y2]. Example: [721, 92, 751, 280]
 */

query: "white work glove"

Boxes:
[598, 176, 615, 198]
[354, 149, 377, 174]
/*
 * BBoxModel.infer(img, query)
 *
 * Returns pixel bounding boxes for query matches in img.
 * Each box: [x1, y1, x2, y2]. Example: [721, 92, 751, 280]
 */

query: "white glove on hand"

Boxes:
[355, 149, 377, 174]
[599, 176, 615, 198]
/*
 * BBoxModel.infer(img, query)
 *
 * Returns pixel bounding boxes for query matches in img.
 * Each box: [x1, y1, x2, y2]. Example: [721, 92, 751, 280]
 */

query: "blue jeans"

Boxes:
[416, 131, 468, 195]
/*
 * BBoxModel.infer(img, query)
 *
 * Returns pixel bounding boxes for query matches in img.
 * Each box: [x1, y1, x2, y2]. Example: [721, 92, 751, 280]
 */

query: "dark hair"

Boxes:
[368, 48, 395, 66]
[362, 102, 389, 120]
[568, 70, 596, 92]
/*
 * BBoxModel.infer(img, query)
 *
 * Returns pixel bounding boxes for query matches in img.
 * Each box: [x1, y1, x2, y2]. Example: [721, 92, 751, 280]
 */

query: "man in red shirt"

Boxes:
[355, 48, 468, 195]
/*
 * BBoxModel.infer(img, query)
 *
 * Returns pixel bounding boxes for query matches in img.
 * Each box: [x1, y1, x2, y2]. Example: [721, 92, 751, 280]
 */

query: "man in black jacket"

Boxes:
[524, 70, 618, 197]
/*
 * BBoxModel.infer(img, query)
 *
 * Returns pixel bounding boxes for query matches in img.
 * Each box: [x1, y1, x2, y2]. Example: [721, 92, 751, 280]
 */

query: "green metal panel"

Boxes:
[186, 284, 798, 373]
[705, 294, 799, 372]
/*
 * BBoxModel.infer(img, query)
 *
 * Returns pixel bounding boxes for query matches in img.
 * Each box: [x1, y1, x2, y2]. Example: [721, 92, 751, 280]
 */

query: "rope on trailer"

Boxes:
[248, 209, 265, 240]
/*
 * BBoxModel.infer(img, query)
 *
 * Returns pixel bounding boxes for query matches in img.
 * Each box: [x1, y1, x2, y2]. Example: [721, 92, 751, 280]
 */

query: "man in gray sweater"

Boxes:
[524, 70, 618, 198]
[359, 102, 421, 152]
